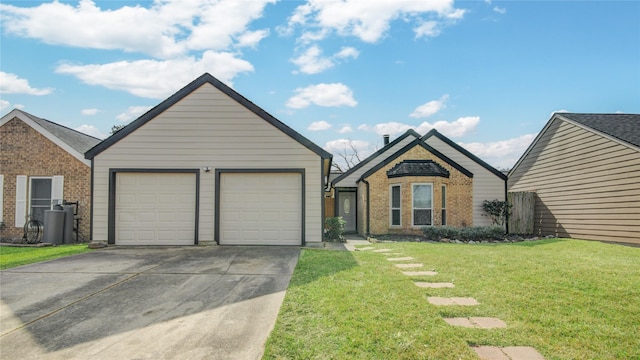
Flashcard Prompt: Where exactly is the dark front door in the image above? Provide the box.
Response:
[339,192,356,233]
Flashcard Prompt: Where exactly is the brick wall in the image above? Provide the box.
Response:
[360,145,473,236]
[1,118,92,241]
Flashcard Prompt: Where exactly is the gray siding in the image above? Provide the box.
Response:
[92,83,324,243]
[508,118,640,244]
[424,136,505,226]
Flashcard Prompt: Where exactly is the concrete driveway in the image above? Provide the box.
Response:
[0,246,300,360]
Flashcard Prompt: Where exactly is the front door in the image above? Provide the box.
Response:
[339,192,356,233]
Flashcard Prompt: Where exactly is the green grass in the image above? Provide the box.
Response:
[0,244,91,270]
[263,239,640,359]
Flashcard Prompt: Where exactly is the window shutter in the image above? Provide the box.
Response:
[15,175,27,227]
[52,176,64,201]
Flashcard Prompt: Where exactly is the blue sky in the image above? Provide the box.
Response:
[1,0,639,170]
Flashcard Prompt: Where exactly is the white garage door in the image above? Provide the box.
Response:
[116,172,196,245]
[220,173,302,245]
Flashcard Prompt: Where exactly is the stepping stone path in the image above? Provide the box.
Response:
[386,256,415,261]
[428,297,480,306]
[473,346,545,360]
[356,244,545,359]
[414,282,454,288]
[394,263,423,269]
[443,317,507,329]
[402,271,438,276]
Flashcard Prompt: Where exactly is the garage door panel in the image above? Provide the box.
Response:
[116,173,196,245]
[220,173,302,245]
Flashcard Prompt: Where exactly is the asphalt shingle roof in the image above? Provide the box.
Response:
[21,110,102,153]
[560,113,640,148]
[387,160,450,178]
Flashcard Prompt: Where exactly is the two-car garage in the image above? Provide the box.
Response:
[112,170,303,246]
[86,73,331,247]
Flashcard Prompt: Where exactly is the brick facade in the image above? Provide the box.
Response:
[1,118,92,241]
[359,145,473,236]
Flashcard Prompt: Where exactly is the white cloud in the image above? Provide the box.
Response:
[360,116,480,138]
[0,99,10,111]
[0,72,53,95]
[458,133,537,169]
[371,122,414,136]
[414,21,441,39]
[308,120,332,131]
[81,108,99,116]
[75,124,107,139]
[56,51,254,99]
[338,125,353,134]
[116,106,153,123]
[1,0,274,59]
[410,94,449,118]
[286,83,357,109]
[416,116,480,137]
[292,45,359,74]
[283,0,464,43]
[493,7,507,14]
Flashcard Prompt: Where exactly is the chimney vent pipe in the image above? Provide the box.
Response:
[383,134,390,145]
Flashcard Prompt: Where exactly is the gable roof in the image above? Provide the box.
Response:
[558,113,640,148]
[85,73,332,162]
[508,112,640,177]
[331,129,421,186]
[421,129,507,180]
[1,108,101,166]
[358,139,473,181]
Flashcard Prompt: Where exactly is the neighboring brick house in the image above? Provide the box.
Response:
[0,109,101,241]
[331,130,506,237]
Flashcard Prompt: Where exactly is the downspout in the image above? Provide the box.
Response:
[504,178,509,235]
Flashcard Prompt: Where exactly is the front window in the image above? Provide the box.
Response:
[30,178,52,223]
[390,185,401,226]
[412,183,432,226]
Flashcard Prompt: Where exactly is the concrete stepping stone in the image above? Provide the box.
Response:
[386,256,415,261]
[414,282,454,288]
[444,317,506,329]
[382,252,403,256]
[427,297,480,306]
[395,263,423,269]
[402,271,438,276]
[473,346,544,360]
[355,247,375,251]
[372,249,392,253]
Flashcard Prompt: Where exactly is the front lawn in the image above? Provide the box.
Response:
[0,244,90,270]
[263,239,640,359]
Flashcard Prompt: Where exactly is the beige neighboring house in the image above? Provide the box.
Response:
[508,113,640,245]
[331,129,507,236]
[85,73,332,246]
[0,109,101,241]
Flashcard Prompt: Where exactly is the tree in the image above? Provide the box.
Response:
[110,124,126,134]
[331,139,374,173]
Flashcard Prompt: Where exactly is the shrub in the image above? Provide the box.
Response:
[482,199,512,226]
[324,217,346,242]
[422,225,505,242]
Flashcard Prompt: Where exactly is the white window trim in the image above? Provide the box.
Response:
[0,175,4,223]
[441,184,447,226]
[412,183,433,227]
[27,176,64,221]
[389,184,401,227]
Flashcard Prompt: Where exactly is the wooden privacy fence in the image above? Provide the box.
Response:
[324,198,335,218]
[508,191,535,235]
